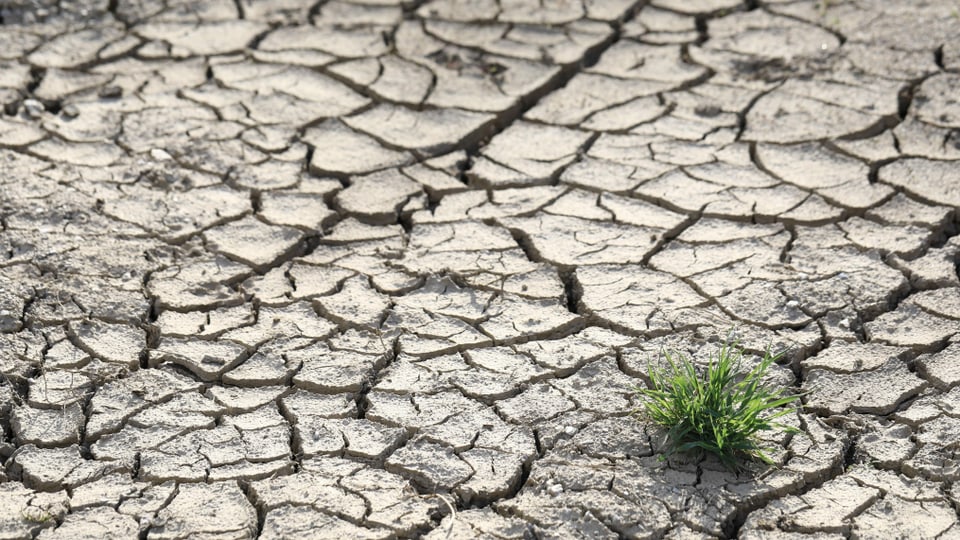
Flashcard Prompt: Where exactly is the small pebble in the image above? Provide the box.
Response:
[150,148,173,161]
[563,426,577,436]
[61,104,80,118]
[786,300,800,309]
[547,484,563,496]
[99,85,123,99]
[22,99,44,119]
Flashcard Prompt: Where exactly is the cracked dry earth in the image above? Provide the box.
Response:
[1,0,960,539]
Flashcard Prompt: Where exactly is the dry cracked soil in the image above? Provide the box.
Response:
[0,0,959,538]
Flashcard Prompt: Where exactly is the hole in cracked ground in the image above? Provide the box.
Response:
[303,145,315,173]
[3,98,19,115]
[843,438,860,468]
[694,16,708,43]
[138,348,150,370]
[946,129,960,153]
[26,67,43,94]
[39,99,61,115]
[249,190,262,213]
[355,382,372,420]
[559,269,581,315]
[455,155,472,186]
[897,81,920,119]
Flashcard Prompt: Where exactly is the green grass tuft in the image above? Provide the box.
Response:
[635,342,801,470]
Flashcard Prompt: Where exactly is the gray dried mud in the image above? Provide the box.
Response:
[1,0,959,538]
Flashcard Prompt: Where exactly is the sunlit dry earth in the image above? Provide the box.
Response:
[1,0,959,538]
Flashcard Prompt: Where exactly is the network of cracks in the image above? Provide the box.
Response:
[1,0,960,538]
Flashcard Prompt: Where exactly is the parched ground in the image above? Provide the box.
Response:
[1,0,959,538]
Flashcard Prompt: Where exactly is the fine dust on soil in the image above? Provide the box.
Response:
[1,0,959,538]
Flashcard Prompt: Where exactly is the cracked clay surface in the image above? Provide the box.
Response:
[1,0,959,538]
